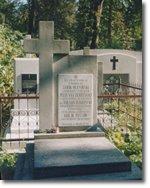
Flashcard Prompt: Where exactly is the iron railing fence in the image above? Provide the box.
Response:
[0,94,39,150]
[97,91,142,169]
[0,83,142,150]
[98,94,142,132]
[103,82,142,95]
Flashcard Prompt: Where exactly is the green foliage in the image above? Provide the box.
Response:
[74,0,142,50]
[75,0,92,49]
[28,0,76,49]
[98,0,142,50]
[104,99,142,168]
[0,0,28,32]
[0,0,142,50]
[75,0,105,49]
[106,128,142,168]
[0,24,24,95]
[0,151,17,170]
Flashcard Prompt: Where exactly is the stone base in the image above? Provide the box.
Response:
[34,137,133,179]
[48,164,142,181]
[13,141,142,180]
[59,123,103,132]
[59,125,90,132]
[34,131,105,139]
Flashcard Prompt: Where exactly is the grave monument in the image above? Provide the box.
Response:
[24,21,100,132]
[70,48,142,87]
[21,21,142,180]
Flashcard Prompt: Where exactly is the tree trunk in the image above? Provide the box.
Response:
[107,0,112,47]
[28,0,38,36]
[90,0,104,49]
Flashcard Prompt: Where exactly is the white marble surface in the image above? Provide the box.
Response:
[58,74,93,127]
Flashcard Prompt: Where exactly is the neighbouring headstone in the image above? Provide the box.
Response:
[2,56,39,150]
[13,57,39,109]
[70,49,142,86]
[14,57,39,95]
[95,50,140,86]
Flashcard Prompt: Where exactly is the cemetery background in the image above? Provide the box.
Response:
[0,0,142,180]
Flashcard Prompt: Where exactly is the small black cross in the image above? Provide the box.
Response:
[110,56,118,70]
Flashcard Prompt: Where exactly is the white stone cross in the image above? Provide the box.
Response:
[23,21,70,130]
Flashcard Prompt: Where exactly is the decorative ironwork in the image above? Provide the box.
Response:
[0,94,39,150]
[11,109,39,117]
[0,84,142,150]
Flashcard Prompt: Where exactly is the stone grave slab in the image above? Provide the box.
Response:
[34,137,131,179]
[13,143,142,180]
[14,143,143,182]
[48,164,142,181]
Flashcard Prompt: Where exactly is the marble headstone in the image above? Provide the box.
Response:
[54,55,99,130]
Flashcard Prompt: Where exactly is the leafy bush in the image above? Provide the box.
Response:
[104,99,142,168]
[0,151,17,170]
[106,128,142,168]
[0,24,24,95]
